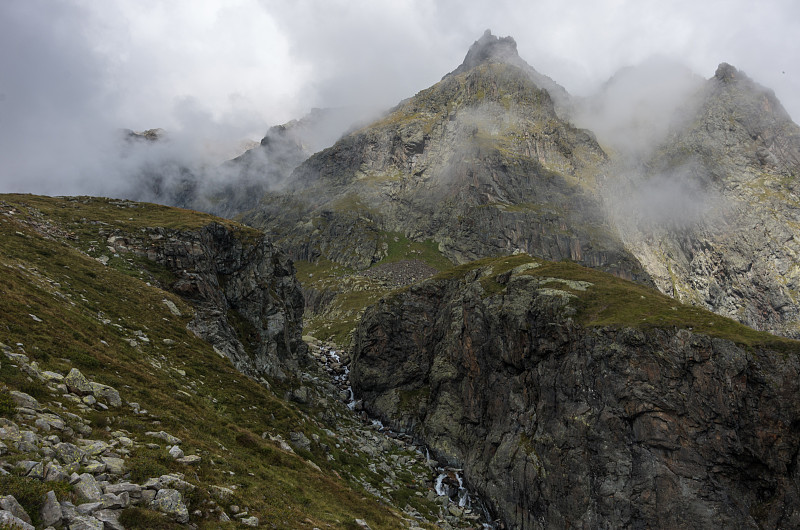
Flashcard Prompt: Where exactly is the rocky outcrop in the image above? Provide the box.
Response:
[351,256,800,529]
[103,222,308,380]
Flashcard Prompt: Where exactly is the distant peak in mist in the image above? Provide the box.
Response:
[714,62,739,83]
[451,30,521,74]
[445,30,573,118]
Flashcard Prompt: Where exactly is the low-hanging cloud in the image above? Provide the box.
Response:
[1,0,799,199]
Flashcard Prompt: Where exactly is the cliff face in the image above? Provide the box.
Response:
[103,219,308,380]
[351,255,800,529]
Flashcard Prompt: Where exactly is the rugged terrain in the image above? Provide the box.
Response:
[607,63,800,338]
[242,31,648,283]
[0,194,492,529]
[351,254,800,529]
[237,31,800,344]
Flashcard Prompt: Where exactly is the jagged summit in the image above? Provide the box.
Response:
[447,29,522,77]
[714,62,739,83]
[445,30,572,117]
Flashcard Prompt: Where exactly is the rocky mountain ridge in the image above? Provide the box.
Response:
[243,31,648,285]
[236,31,800,341]
[609,62,800,338]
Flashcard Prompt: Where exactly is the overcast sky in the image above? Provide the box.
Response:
[1,0,798,195]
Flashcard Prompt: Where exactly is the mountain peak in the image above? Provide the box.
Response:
[448,30,523,77]
[714,62,739,83]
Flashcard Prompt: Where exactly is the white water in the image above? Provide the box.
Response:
[434,473,447,496]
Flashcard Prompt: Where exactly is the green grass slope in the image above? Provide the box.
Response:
[0,194,417,529]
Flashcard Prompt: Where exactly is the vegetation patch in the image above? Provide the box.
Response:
[428,253,800,352]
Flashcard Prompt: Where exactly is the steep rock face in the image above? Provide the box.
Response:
[351,256,800,529]
[244,33,649,284]
[104,222,308,380]
[609,63,800,337]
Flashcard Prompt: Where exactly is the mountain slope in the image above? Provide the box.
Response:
[0,194,485,529]
[608,63,800,338]
[242,32,648,284]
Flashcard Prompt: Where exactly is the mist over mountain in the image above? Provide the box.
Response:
[4,10,800,529]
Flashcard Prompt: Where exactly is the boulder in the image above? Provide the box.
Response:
[9,391,41,411]
[100,456,126,475]
[151,488,189,523]
[176,455,201,465]
[40,490,62,527]
[74,473,103,502]
[54,442,86,465]
[0,496,31,524]
[168,445,184,459]
[0,510,34,530]
[145,430,181,445]
[64,368,93,396]
[89,382,121,408]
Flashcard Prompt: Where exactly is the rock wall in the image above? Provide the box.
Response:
[351,265,800,529]
[105,222,308,380]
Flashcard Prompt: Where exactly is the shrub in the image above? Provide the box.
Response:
[0,389,15,418]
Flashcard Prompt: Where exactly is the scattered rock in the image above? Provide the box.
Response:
[0,510,34,530]
[64,368,93,396]
[145,430,182,445]
[0,496,31,525]
[241,515,260,527]
[151,488,189,524]
[40,490,62,527]
[176,455,201,465]
[75,473,104,502]
[89,383,121,408]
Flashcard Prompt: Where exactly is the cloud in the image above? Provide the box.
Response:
[1,0,798,196]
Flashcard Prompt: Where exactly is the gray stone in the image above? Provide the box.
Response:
[26,461,45,480]
[89,383,121,408]
[241,515,260,527]
[41,371,64,383]
[145,430,181,445]
[40,491,62,528]
[55,442,86,465]
[168,445,184,459]
[176,455,201,465]
[0,510,34,530]
[9,391,41,411]
[100,456,125,475]
[210,485,235,502]
[76,502,103,515]
[289,431,311,452]
[140,489,157,504]
[44,461,70,483]
[80,440,109,457]
[83,461,106,474]
[104,482,142,496]
[0,496,31,524]
[66,514,104,530]
[64,368,93,396]
[150,488,189,524]
[94,509,124,530]
[100,491,129,509]
[74,473,103,502]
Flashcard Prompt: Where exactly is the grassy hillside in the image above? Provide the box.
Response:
[0,194,436,529]
[431,253,800,352]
